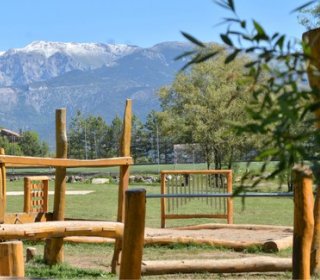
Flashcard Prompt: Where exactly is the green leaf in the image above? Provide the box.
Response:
[275,35,285,50]
[253,20,268,39]
[181,32,205,47]
[291,0,316,13]
[225,49,240,63]
[227,0,235,12]
[175,50,197,61]
[220,34,233,46]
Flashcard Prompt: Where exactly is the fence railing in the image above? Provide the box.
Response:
[160,170,233,228]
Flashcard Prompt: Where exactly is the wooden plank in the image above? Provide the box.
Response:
[0,155,133,167]
[25,176,49,181]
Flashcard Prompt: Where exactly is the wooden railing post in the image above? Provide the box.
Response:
[23,177,31,213]
[119,189,146,280]
[0,241,24,277]
[292,165,314,280]
[44,108,67,265]
[0,148,6,223]
[303,28,320,276]
[160,172,166,228]
[227,170,233,224]
[112,99,132,273]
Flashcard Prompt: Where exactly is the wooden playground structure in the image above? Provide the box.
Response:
[0,99,146,279]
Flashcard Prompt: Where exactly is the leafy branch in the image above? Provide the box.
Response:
[179,0,320,187]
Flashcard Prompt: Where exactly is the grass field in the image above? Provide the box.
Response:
[3,167,296,279]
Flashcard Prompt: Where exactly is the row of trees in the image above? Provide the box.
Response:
[67,110,175,163]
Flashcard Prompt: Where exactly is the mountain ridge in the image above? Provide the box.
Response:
[0,40,192,147]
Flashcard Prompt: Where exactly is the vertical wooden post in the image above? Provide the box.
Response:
[160,172,166,228]
[303,28,320,276]
[44,108,67,265]
[119,189,146,280]
[0,148,6,223]
[112,99,132,273]
[23,177,31,213]
[0,240,25,277]
[226,171,233,224]
[292,165,314,280]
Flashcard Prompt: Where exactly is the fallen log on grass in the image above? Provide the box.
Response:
[141,256,292,275]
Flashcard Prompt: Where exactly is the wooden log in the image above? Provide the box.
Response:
[172,223,293,232]
[120,189,146,280]
[263,236,293,252]
[141,256,291,275]
[26,247,37,262]
[226,170,233,224]
[44,108,68,265]
[303,27,320,277]
[64,236,115,244]
[0,240,25,277]
[0,148,6,223]
[292,165,314,280]
[0,221,123,240]
[0,155,133,168]
[112,99,132,273]
[144,235,262,251]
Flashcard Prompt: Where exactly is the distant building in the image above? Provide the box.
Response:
[0,128,20,142]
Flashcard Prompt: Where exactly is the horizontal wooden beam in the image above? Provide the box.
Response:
[165,214,227,219]
[161,170,232,175]
[0,221,124,240]
[0,155,133,168]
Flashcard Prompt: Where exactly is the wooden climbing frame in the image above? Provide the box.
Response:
[160,170,233,228]
[0,99,133,273]
[24,176,49,214]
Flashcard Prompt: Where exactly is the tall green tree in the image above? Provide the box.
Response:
[159,48,255,169]
[131,115,150,163]
[19,131,48,156]
[178,0,319,184]
[68,111,108,159]
[0,136,22,155]
[100,115,123,158]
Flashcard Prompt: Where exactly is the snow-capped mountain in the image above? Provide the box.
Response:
[0,40,191,146]
[0,41,140,86]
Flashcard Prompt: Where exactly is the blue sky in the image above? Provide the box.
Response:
[0,0,310,51]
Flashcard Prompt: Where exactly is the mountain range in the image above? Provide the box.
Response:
[0,41,191,147]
